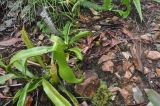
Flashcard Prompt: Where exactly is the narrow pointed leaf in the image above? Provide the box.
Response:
[42,79,71,106]
[21,26,46,68]
[17,82,30,106]
[63,22,72,44]
[133,0,143,21]
[10,46,54,64]
[59,85,79,106]
[70,31,91,44]
[21,26,33,48]
[145,89,160,106]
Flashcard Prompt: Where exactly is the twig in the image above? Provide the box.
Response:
[0,83,23,89]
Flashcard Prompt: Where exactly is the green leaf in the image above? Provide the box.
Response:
[81,0,104,10]
[72,0,81,12]
[13,80,41,104]
[42,79,71,106]
[63,22,72,44]
[59,85,79,106]
[28,79,41,92]
[21,26,34,49]
[13,61,35,78]
[50,35,83,83]
[17,82,30,106]
[21,26,46,69]
[103,0,112,10]
[145,89,160,106]
[69,47,83,60]
[154,0,160,3]
[10,46,54,64]
[113,0,131,18]
[0,59,6,68]
[13,89,23,104]
[70,31,91,44]
[133,0,143,21]
[0,74,16,85]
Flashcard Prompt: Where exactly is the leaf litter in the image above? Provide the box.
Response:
[1,1,160,106]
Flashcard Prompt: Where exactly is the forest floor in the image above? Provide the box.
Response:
[0,1,160,106]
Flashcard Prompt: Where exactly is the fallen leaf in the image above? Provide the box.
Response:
[144,67,150,74]
[130,42,143,72]
[101,60,114,72]
[74,71,100,97]
[132,86,144,104]
[0,93,12,99]
[145,51,160,60]
[140,33,152,42]
[0,38,21,46]
[123,60,132,79]
[122,52,132,60]
[156,68,160,77]
[124,70,132,79]
[25,95,33,106]
[119,88,129,100]
[98,52,115,64]
[93,25,101,30]
[122,28,133,39]
[79,101,88,106]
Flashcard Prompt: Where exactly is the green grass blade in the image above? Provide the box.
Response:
[10,46,54,64]
[0,74,16,84]
[13,79,41,104]
[42,79,71,106]
[63,22,72,44]
[145,89,160,106]
[69,47,83,60]
[13,89,23,104]
[17,82,30,106]
[133,0,143,21]
[21,26,33,48]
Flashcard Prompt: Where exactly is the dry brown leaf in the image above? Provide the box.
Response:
[123,60,132,79]
[144,67,150,74]
[0,38,21,46]
[79,101,88,106]
[156,68,160,77]
[124,71,132,79]
[122,28,133,39]
[98,52,115,64]
[122,52,132,60]
[101,60,114,72]
[0,93,12,99]
[74,71,100,97]
[145,50,160,60]
[140,33,151,42]
[130,42,143,72]
[119,88,129,100]
[25,95,33,106]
